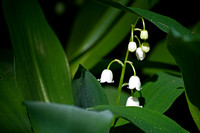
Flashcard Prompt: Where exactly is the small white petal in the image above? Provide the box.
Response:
[126,96,142,107]
[136,47,145,61]
[99,69,114,83]
[140,30,148,40]
[128,76,141,91]
[141,42,150,53]
[128,41,137,52]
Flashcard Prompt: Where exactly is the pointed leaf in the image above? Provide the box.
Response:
[72,65,108,108]
[0,71,32,133]
[92,105,189,133]
[26,102,113,133]
[3,0,73,104]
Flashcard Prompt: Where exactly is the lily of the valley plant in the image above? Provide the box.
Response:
[98,17,150,107]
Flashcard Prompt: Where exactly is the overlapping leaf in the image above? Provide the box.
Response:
[26,102,113,133]
[92,105,189,133]
[167,28,200,130]
[0,71,32,133]
[72,65,108,108]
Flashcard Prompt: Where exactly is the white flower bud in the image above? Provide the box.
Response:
[136,47,145,61]
[128,76,141,91]
[140,30,148,40]
[141,42,150,53]
[128,41,137,52]
[98,69,114,83]
[126,96,143,107]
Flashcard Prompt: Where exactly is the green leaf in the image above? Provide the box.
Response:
[68,0,159,75]
[92,105,189,133]
[3,0,73,104]
[96,0,191,34]
[66,0,129,61]
[0,71,32,133]
[134,72,184,113]
[72,65,108,108]
[167,28,200,130]
[25,102,113,133]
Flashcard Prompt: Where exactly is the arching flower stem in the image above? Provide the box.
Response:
[125,61,136,76]
[107,59,123,70]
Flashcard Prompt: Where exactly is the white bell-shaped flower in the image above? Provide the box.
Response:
[140,30,148,40]
[128,75,141,91]
[128,41,137,52]
[98,69,114,83]
[136,47,145,61]
[126,96,143,107]
[141,42,150,53]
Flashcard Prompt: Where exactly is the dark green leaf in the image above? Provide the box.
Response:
[134,72,184,113]
[92,105,189,133]
[0,49,14,81]
[68,0,159,75]
[167,28,200,130]
[26,102,113,133]
[3,0,73,104]
[72,65,108,108]
[0,71,32,133]
[96,0,192,35]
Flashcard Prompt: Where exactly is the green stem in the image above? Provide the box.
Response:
[141,17,145,30]
[114,17,142,106]
[115,49,129,106]
[131,24,134,42]
[134,35,142,47]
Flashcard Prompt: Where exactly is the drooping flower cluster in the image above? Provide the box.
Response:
[128,21,150,61]
[98,18,150,108]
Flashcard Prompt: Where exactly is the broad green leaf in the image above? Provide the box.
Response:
[68,0,159,75]
[26,102,113,133]
[3,0,73,104]
[72,65,108,108]
[167,28,200,130]
[0,71,32,133]
[134,72,184,113]
[92,105,189,133]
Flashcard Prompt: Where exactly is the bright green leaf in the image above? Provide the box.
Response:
[26,102,113,133]
[3,0,73,104]
[0,71,32,133]
[72,65,108,108]
[167,28,200,130]
[92,105,189,133]
[134,72,184,113]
